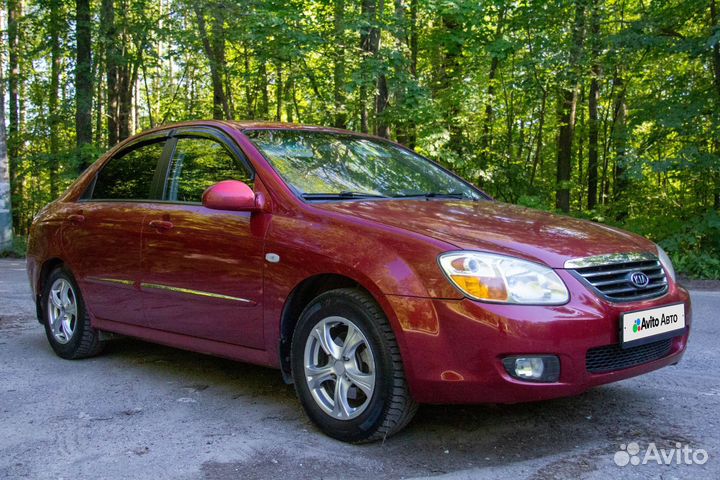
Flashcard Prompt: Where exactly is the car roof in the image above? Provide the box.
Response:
[134,120,361,138]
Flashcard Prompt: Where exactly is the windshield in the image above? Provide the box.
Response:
[245,129,484,200]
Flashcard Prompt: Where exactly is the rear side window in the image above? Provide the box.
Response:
[165,137,253,203]
[92,140,166,200]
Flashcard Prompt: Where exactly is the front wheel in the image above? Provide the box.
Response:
[291,288,417,443]
[41,267,105,359]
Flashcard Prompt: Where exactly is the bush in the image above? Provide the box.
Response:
[656,210,720,280]
[0,236,27,259]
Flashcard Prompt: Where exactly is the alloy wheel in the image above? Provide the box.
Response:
[47,278,78,344]
[303,316,376,420]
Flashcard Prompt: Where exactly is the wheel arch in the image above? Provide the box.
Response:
[278,273,396,383]
[34,257,66,323]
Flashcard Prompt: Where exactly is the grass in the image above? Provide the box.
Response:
[0,235,27,258]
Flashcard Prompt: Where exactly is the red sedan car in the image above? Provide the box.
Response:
[27,121,691,442]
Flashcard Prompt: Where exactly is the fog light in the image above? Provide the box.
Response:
[502,355,560,383]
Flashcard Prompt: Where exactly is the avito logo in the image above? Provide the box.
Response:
[633,313,680,333]
[633,318,642,333]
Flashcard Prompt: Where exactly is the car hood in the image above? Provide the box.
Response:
[313,199,656,268]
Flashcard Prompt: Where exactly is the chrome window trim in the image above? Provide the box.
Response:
[563,252,658,269]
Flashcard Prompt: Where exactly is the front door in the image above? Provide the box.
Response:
[140,130,265,349]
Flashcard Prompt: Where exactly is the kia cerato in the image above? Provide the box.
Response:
[26,121,691,442]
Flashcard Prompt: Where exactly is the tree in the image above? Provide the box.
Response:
[359,0,380,133]
[555,0,586,213]
[7,0,21,228]
[48,0,63,198]
[479,5,507,163]
[711,0,720,209]
[195,3,231,120]
[75,0,92,170]
[102,0,119,146]
[4,0,720,277]
[587,0,601,210]
[333,0,347,128]
[0,8,13,253]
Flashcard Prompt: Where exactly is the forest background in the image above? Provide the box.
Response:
[0,0,719,278]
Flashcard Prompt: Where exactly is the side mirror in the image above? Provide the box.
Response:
[202,180,262,212]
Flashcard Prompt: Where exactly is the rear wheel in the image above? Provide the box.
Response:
[291,288,417,443]
[42,267,105,359]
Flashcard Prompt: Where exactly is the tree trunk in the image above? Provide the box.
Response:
[117,48,139,142]
[195,4,230,120]
[376,73,390,138]
[244,46,254,119]
[373,0,388,138]
[392,0,411,144]
[359,0,379,134]
[480,7,506,163]
[438,11,465,160]
[259,61,269,118]
[94,60,104,146]
[587,74,599,210]
[409,0,417,78]
[333,0,347,128]
[556,89,578,212]
[275,62,283,121]
[711,0,720,209]
[612,73,628,219]
[587,0,601,210]
[404,0,418,147]
[48,0,62,199]
[712,0,720,99]
[102,0,119,146]
[285,71,295,123]
[555,0,586,213]
[530,88,547,187]
[75,0,93,170]
[0,10,13,253]
[211,4,230,119]
[7,0,20,229]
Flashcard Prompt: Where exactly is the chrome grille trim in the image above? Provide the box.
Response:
[566,253,668,302]
[564,252,657,269]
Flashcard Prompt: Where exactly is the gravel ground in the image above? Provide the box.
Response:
[1,258,718,479]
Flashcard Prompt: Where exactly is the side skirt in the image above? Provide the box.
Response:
[92,317,276,368]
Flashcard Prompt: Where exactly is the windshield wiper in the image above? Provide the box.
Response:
[301,191,388,200]
[392,191,468,199]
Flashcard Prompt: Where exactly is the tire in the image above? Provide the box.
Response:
[291,288,418,443]
[41,266,105,359]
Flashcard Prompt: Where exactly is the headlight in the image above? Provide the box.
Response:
[657,245,676,282]
[438,251,569,304]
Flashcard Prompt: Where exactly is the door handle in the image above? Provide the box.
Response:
[149,219,174,231]
[67,214,85,224]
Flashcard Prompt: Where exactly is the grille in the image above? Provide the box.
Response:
[571,258,668,302]
[586,338,673,373]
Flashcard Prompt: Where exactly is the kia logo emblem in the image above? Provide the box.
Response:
[629,271,650,288]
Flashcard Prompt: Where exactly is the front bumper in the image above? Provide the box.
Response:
[385,270,691,404]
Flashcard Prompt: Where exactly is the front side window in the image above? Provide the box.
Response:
[164,137,253,203]
[245,129,482,200]
[92,140,166,200]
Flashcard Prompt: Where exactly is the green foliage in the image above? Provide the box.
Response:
[3,0,720,278]
[658,211,720,279]
[0,236,27,259]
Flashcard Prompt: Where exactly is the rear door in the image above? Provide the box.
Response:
[62,134,171,326]
[140,128,265,348]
